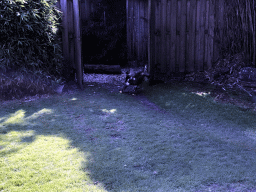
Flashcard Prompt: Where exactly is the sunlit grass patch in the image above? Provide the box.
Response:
[2,110,26,125]
[0,130,106,192]
[0,108,54,128]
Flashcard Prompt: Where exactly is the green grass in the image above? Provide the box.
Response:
[1,82,256,191]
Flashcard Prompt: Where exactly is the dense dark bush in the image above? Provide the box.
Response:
[0,0,65,101]
[0,0,63,77]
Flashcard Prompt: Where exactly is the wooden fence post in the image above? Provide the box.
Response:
[148,0,151,75]
[73,0,83,88]
[148,0,155,78]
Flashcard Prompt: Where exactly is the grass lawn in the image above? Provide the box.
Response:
[1,82,256,191]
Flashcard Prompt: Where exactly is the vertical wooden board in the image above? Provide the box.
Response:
[129,0,134,61]
[185,0,190,72]
[170,0,177,72]
[143,1,148,63]
[127,0,132,61]
[80,1,84,21]
[161,0,167,73]
[179,0,186,72]
[213,0,224,61]
[126,0,129,60]
[73,0,82,87]
[137,1,141,62]
[207,0,215,69]
[139,1,143,63]
[176,0,181,72]
[204,0,209,70]
[68,0,75,69]
[194,0,200,71]
[154,0,161,69]
[198,0,205,71]
[85,0,91,21]
[145,1,149,63]
[127,0,131,61]
[135,1,138,62]
[187,0,196,72]
[166,0,172,75]
[131,0,136,61]
[80,0,90,22]
[149,0,156,76]
[139,0,143,62]
[253,0,256,66]
[134,0,139,62]
[213,0,218,62]
[150,0,157,76]
[154,0,159,68]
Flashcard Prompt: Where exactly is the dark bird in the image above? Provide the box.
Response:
[122,69,150,93]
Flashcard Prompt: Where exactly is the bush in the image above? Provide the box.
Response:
[0,0,63,77]
[218,0,256,65]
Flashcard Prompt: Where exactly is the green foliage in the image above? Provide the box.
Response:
[0,0,63,77]
[219,0,256,65]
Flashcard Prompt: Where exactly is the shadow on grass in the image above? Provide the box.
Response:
[1,83,256,191]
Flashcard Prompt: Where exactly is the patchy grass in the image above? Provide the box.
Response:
[1,82,256,191]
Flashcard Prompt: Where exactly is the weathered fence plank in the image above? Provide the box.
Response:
[126,0,132,61]
[170,0,177,72]
[155,0,161,71]
[161,0,167,73]
[166,0,172,75]
[214,0,224,61]
[124,0,224,77]
[73,0,82,88]
[208,0,215,67]
[176,0,181,72]
[180,0,187,72]
[187,0,196,72]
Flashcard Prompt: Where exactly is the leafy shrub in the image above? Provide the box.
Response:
[218,0,256,65]
[0,0,63,77]
[0,0,70,100]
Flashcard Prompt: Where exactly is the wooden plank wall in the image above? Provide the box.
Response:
[127,0,148,66]
[151,0,218,76]
[59,0,83,87]
[80,0,91,23]
[127,0,223,77]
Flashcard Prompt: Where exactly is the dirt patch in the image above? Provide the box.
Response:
[131,95,168,114]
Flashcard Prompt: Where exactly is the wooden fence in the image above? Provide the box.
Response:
[127,0,225,79]
[126,0,149,66]
[58,0,226,84]
[58,0,83,87]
